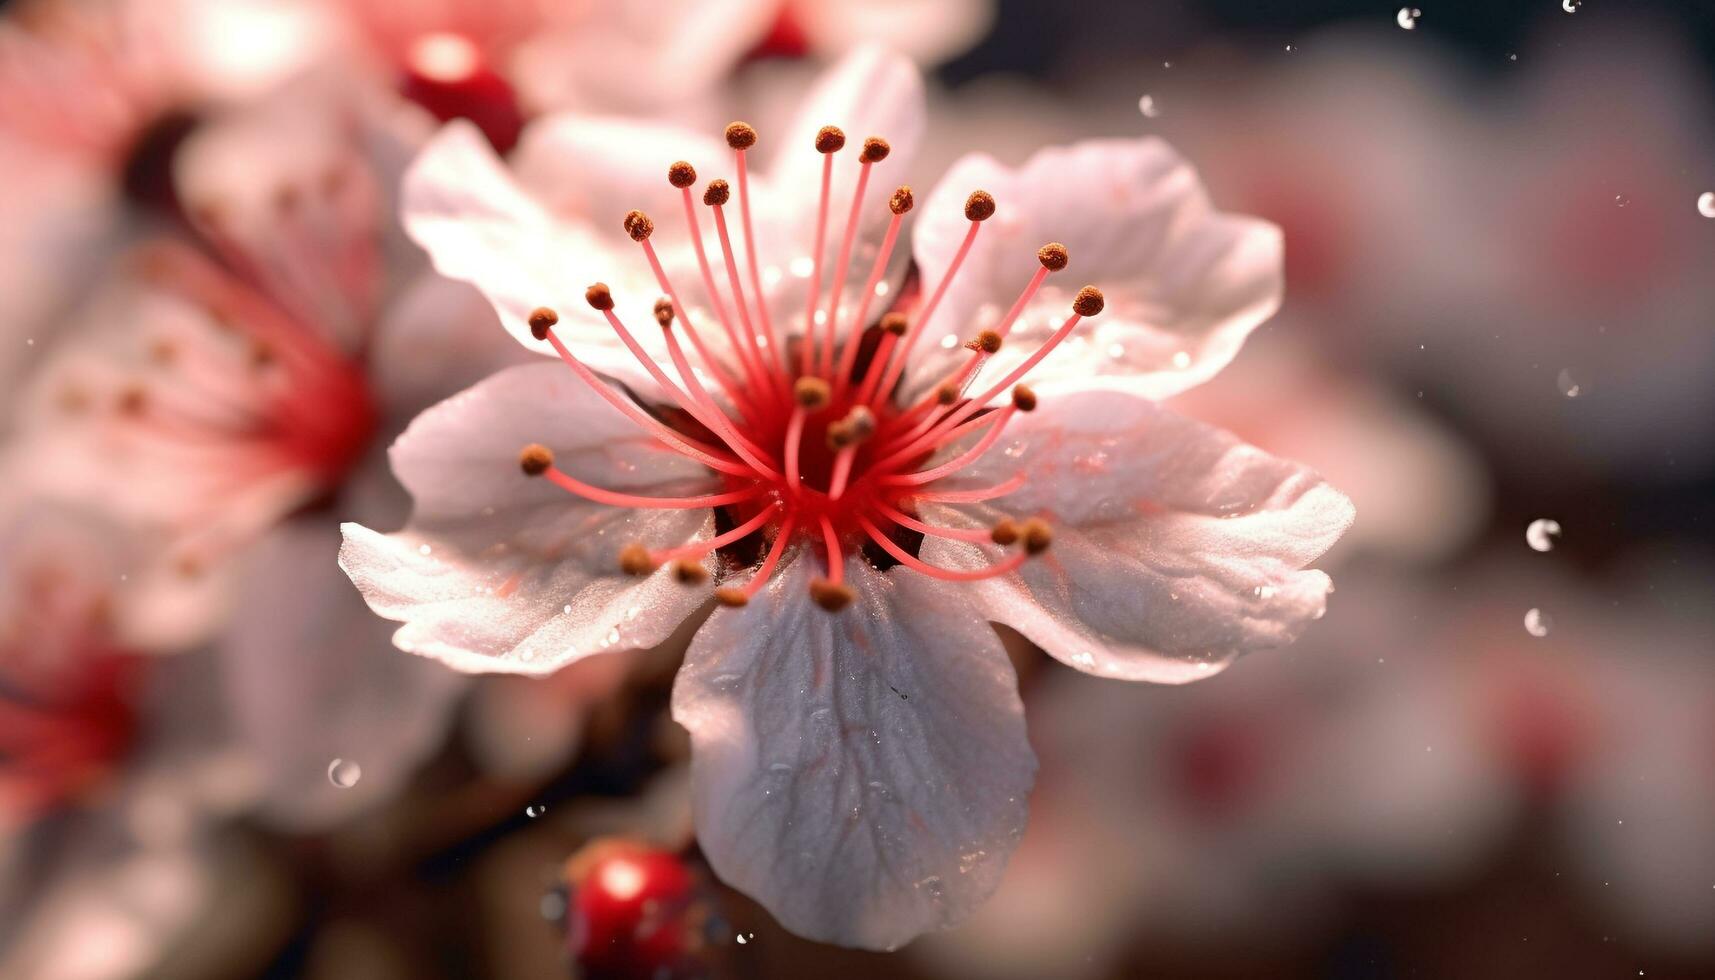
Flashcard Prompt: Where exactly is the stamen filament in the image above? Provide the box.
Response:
[867,498,993,543]
[819,158,874,378]
[827,445,857,500]
[832,209,904,400]
[711,202,785,403]
[784,404,809,490]
[817,514,844,585]
[857,515,1029,582]
[922,309,1083,445]
[655,317,784,480]
[734,514,797,600]
[877,407,1015,486]
[545,469,764,510]
[651,503,779,563]
[734,149,783,376]
[907,473,1028,502]
[800,150,835,377]
[639,237,755,416]
[681,186,771,394]
[870,219,982,408]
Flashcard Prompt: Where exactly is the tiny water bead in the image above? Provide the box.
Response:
[1557,368,1583,398]
[1524,608,1553,638]
[1138,94,1161,119]
[1526,518,1562,553]
[1396,7,1421,30]
[327,758,361,788]
[526,804,547,818]
[1562,0,1580,11]
[1698,192,1715,218]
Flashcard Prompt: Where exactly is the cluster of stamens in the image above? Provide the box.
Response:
[518,121,1104,611]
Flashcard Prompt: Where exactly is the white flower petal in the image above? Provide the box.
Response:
[920,389,1352,682]
[795,0,995,66]
[400,121,653,386]
[909,139,1282,402]
[222,519,466,831]
[673,555,1035,950]
[339,363,716,675]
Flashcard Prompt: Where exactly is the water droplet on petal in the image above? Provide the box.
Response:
[1698,192,1715,218]
[1614,193,1629,208]
[1526,518,1562,552]
[788,256,813,278]
[328,758,362,788]
[1396,7,1421,29]
[1171,350,1192,369]
[1284,43,1295,52]
[939,333,958,350]
[526,804,546,818]
[1524,608,1553,638]
[1561,0,1580,11]
[1138,94,1161,118]
[1556,368,1583,398]
[418,543,432,556]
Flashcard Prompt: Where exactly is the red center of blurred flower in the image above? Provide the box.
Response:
[400,32,525,155]
[564,841,705,980]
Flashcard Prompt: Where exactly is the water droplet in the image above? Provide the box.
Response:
[525,804,546,818]
[1171,350,1192,369]
[1071,651,1096,667]
[788,256,813,278]
[562,604,572,614]
[1138,94,1161,118]
[1284,43,1295,52]
[1698,192,1715,218]
[1396,7,1420,29]
[1614,193,1629,208]
[604,627,620,646]
[1524,607,1553,638]
[1106,342,1127,359]
[874,280,890,296]
[327,758,362,788]
[736,932,754,945]
[1526,518,1562,552]
[1508,52,1519,62]
[1561,0,1580,11]
[417,543,432,556]
[1556,368,1583,398]
[1163,60,1172,68]
[768,762,792,773]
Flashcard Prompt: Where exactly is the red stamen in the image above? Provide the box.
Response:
[877,406,1016,486]
[650,503,779,564]
[819,157,875,378]
[817,514,844,584]
[544,468,764,510]
[734,148,783,376]
[680,185,770,395]
[907,472,1028,503]
[869,217,983,407]
[867,498,993,543]
[800,149,835,377]
[857,515,1029,582]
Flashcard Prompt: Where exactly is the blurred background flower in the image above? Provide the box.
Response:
[2,0,1713,976]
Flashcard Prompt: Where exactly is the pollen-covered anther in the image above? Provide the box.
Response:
[964,190,997,222]
[703,179,730,207]
[990,519,1020,546]
[1073,285,1106,317]
[861,137,890,163]
[715,588,749,607]
[889,185,914,215]
[670,559,709,585]
[814,125,846,153]
[826,406,876,449]
[585,283,614,311]
[724,121,758,150]
[622,210,654,241]
[1012,385,1038,412]
[528,306,559,340]
[966,330,1003,354]
[667,160,697,188]
[880,312,909,335]
[809,578,856,612]
[618,542,659,576]
[1021,518,1053,555]
[793,376,831,410]
[1037,242,1069,271]
[518,443,554,476]
[653,298,675,327]
[935,382,960,406]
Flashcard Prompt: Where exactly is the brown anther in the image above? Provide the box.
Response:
[585,283,615,311]
[964,190,996,221]
[1037,242,1069,271]
[967,330,1003,354]
[935,382,960,406]
[653,298,675,327]
[825,419,855,450]
[618,543,658,576]
[715,588,750,607]
[815,125,846,153]
[843,406,876,440]
[880,312,909,335]
[1022,518,1053,555]
[809,578,856,612]
[861,137,890,163]
[990,518,1020,546]
[670,559,709,585]
[116,386,148,416]
[667,161,697,188]
[793,376,831,410]
[889,185,914,214]
[724,121,758,150]
[519,443,554,476]
[622,210,654,241]
[528,306,559,340]
[1073,285,1105,317]
[1012,385,1038,412]
[703,179,731,207]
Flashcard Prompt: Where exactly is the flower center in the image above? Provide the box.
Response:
[399,31,524,154]
[517,121,1105,611]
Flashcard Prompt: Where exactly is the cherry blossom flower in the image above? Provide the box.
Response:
[340,47,1353,948]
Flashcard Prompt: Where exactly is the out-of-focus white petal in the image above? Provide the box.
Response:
[339,363,714,675]
[921,388,1352,682]
[400,121,649,383]
[221,519,466,831]
[369,272,534,419]
[672,555,1035,950]
[910,139,1281,403]
[795,0,994,66]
